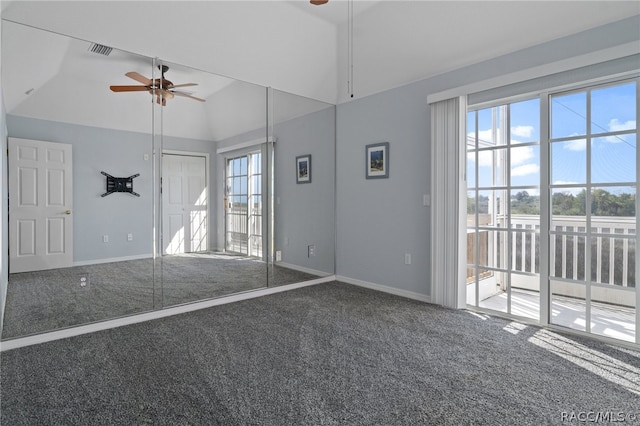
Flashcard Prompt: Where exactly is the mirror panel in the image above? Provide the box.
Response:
[270,89,336,285]
[157,59,269,307]
[2,21,157,338]
[1,21,337,340]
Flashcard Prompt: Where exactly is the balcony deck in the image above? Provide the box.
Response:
[480,289,636,343]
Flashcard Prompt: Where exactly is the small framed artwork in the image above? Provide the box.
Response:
[296,154,312,184]
[366,142,389,179]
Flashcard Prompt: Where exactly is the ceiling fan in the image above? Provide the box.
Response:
[110,65,205,106]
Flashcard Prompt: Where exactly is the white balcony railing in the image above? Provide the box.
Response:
[510,215,635,288]
[468,214,636,307]
[549,215,635,287]
[226,204,263,257]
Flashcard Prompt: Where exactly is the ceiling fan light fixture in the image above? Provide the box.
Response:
[111,67,204,106]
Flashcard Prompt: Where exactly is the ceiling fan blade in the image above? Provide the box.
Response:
[125,71,153,86]
[167,83,198,89]
[172,91,206,102]
[110,85,149,92]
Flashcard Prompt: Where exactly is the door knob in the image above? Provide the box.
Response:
[65,210,71,215]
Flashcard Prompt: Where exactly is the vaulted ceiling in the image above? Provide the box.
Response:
[2,1,639,140]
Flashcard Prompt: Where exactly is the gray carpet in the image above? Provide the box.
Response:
[2,254,318,339]
[1,282,639,425]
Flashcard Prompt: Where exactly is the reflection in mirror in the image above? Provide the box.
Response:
[157,59,271,307]
[1,22,337,340]
[269,90,336,286]
[2,21,156,338]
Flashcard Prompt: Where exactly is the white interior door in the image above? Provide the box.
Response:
[8,137,73,273]
[162,153,208,255]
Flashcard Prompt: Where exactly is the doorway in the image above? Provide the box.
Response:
[466,78,638,344]
[8,137,74,273]
[162,152,209,255]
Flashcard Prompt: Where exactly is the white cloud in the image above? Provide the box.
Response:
[609,118,636,132]
[470,146,538,173]
[603,119,636,144]
[511,146,535,166]
[511,125,534,138]
[477,128,501,146]
[511,164,539,177]
[476,150,495,167]
[562,139,586,151]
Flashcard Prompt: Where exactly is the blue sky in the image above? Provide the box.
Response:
[468,81,637,196]
[227,154,262,204]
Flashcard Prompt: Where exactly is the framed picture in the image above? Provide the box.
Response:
[366,142,389,179]
[296,154,312,184]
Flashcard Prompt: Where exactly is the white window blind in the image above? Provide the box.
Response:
[430,96,467,309]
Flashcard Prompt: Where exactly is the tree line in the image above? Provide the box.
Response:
[468,189,635,217]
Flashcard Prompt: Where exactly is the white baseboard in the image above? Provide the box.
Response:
[336,275,431,303]
[0,275,336,352]
[276,262,330,277]
[73,254,153,267]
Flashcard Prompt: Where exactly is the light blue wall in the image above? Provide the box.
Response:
[6,116,216,263]
[335,16,640,297]
[273,106,335,275]
[336,82,432,294]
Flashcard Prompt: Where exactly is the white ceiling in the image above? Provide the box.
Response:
[2,1,639,140]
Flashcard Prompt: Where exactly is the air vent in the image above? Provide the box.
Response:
[88,43,113,56]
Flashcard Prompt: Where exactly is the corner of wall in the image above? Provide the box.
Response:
[0,18,8,335]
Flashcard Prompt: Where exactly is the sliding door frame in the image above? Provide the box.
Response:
[465,74,639,346]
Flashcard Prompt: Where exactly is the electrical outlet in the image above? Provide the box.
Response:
[308,244,316,257]
[127,233,133,241]
[78,274,90,289]
[276,250,282,262]
[103,235,109,243]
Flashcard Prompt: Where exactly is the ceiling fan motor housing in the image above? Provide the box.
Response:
[110,65,205,106]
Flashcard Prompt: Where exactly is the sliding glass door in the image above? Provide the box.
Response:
[466,98,541,321]
[549,81,637,342]
[466,77,638,344]
[225,152,262,257]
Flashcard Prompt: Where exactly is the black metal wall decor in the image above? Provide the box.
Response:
[101,171,140,197]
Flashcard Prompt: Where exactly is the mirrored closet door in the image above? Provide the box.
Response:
[1,22,337,341]
[2,21,158,338]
